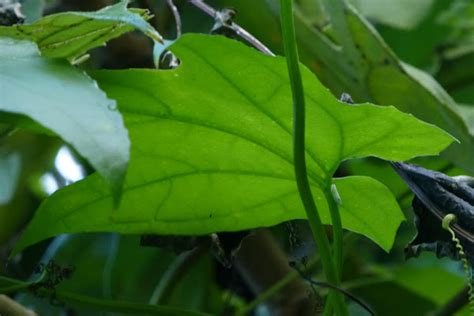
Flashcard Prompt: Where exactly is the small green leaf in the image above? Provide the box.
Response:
[0,37,129,201]
[13,34,454,255]
[0,0,162,59]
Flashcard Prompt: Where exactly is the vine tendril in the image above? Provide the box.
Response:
[442,214,474,312]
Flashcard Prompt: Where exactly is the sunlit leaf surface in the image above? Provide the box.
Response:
[13,35,454,255]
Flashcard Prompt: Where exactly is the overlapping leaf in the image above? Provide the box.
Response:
[0,38,129,199]
[13,35,454,255]
[0,0,162,60]
[218,0,474,175]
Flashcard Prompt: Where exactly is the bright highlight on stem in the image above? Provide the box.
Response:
[278,0,347,314]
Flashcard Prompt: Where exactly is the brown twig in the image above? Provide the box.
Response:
[188,0,275,56]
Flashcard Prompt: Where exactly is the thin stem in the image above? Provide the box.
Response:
[279,0,347,315]
[240,234,358,314]
[325,188,343,275]
[188,0,275,56]
[0,271,46,295]
[166,0,182,37]
[294,265,374,316]
[322,188,344,316]
[102,233,120,298]
[237,254,319,315]
[149,246,206,305]
[0,276,210,316]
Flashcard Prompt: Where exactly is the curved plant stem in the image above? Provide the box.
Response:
[237,254,319,315]
[0,271,46,295]
[323,188,345,316]
[149,246,206,305]
[102,233,120,298]
[240,233,358,314]
[0,276,210,316]
[167,0,182,37]
[279,0,347,315]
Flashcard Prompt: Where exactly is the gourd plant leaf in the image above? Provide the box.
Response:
[217,0,474,175]
[0,37,129,201]
[0,0,162,60]
[12,34,454,256]
[300,2,474,176]
[326,3,474,175]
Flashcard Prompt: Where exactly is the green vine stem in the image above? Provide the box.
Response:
[326,186,344,273]
[322,187,345,316]
[0,276,210,316]
[149,246,207,305]
[442,214,474,312]
[279,0,347,314]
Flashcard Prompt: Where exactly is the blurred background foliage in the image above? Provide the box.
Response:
[3,0,474,315]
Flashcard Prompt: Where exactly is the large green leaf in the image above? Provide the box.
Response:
[0,37,129,200]
[13,34,453,255]
[0,0,162,60]
[219,0,474,175]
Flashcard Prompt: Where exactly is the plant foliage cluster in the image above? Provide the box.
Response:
[1,0,474,315]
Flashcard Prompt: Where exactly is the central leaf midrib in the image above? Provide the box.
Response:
[255,55,345,175]
[122,109,303,176]
[178,41,329,178]
[40,23,120,53]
